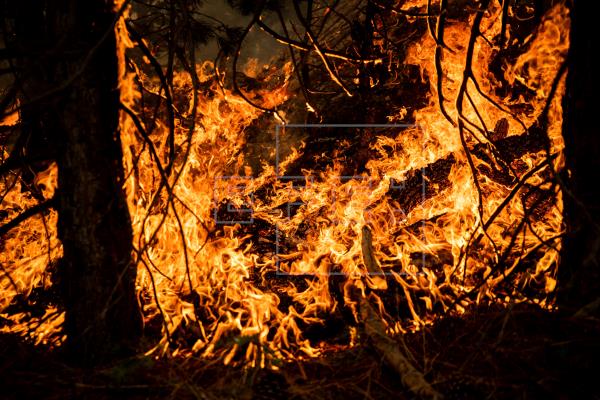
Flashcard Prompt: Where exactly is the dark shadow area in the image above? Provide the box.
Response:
[2,304,599,399]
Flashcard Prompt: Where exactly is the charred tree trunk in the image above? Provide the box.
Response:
[12,0,142,365]
[558,0,600,311]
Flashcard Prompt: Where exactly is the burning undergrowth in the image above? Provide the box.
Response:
[0,0,570,371]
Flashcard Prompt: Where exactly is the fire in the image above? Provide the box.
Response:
[1,1,570,367]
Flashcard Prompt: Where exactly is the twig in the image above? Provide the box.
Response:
[361,225,387,290]
[275,9,316,115]
[126,23,177,175]
[434,0,455,126]
[371,0,438,17]
[0,196,55,237]
[256,20,382,63]
[292,0,353,97]
[360,295,442,399]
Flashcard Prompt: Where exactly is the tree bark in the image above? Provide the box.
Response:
[13,0,142,365]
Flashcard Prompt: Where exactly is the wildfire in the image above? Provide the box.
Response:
[0,1,570,368]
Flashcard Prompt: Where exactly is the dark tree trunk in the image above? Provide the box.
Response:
[13,0,142,365]
[558,0,600,310]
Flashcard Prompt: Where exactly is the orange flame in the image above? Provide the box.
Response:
[0,1,570,367]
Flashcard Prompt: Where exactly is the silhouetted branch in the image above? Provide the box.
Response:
[126,23,177,175]
[256,20,383,64]
[0,196,55,238]
[292,0,353,97]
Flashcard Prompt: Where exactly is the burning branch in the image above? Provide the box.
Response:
[361,225,387,290]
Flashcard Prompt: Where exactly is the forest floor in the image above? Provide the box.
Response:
[1,303,599,400]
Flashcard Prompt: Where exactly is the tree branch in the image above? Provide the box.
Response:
[0,196,56,238]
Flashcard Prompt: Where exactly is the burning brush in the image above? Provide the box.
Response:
[0,1,580,397]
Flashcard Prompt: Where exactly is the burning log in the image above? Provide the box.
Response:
[267,118,551,232]
[387,121,549,216]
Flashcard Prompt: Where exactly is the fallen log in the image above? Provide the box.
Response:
[387,123,549,216]
[361,225,388,290]
[360,294,442,399]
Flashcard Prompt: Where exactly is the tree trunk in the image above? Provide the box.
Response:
[558,0,600,310]
[14,0,142,365]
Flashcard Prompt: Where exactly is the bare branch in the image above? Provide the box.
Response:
[0,196,56,238]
